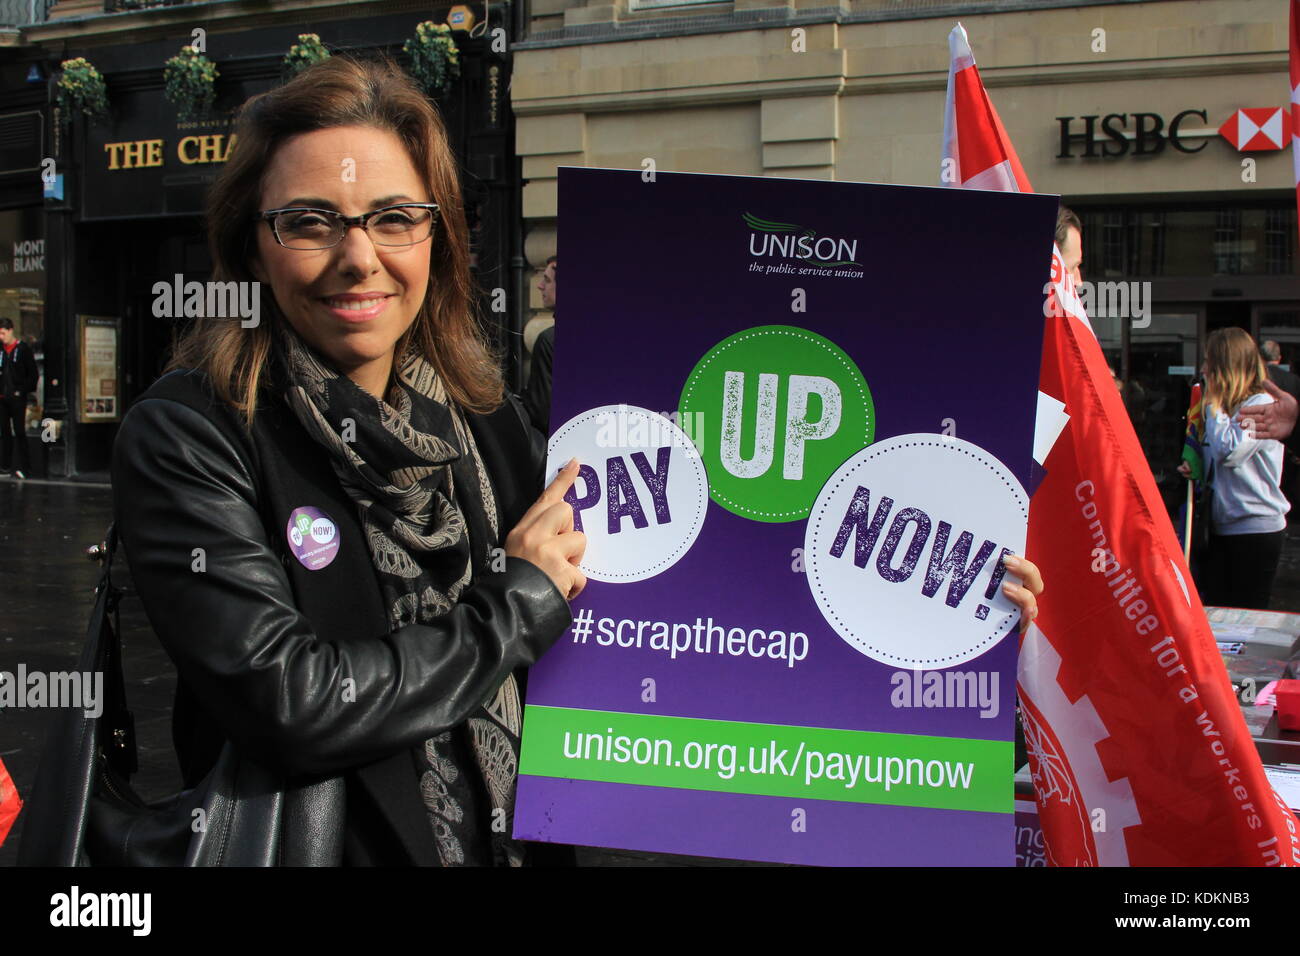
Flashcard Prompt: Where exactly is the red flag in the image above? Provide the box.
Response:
[943,22,1298,865]
[0,756,21,848]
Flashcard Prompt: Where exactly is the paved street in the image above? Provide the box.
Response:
[3,474,1299,867]
[0,476,755,867]
[0,479,171,868]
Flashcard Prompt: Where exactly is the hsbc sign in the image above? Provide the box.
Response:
[1217,107,1291,151]
[1056,107,1291,158]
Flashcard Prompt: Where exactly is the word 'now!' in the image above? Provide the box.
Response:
[829,485,1013,619]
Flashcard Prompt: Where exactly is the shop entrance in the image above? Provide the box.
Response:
[66,217,209,473]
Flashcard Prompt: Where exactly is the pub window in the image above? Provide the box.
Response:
[628,0,727,8]
[1142,210,1166,277]
[1213,208,1242,276]
[1264,206,1294,275]
[1101,211,1127,278]
[1075,202,1295,279]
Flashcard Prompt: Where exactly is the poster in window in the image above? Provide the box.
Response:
[78,315,120,423]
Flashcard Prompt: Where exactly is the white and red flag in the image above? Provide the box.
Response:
[941,24,1032,193]
[1291,1,1300,234]
[942,21,1297,865]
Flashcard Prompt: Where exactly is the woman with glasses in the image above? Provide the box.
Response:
[110,56,586,865]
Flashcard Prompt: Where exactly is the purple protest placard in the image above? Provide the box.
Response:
[514,167,1057,865]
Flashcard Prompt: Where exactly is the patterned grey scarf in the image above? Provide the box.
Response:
[276,324,525,867]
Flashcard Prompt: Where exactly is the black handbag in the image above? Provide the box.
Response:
[17,523,345,866]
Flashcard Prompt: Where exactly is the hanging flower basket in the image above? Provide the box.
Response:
[55,58,110,127]
[284,33,331,77]
[403,21,460,98]
[164,45,220,123]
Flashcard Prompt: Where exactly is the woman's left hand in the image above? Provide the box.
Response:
[1001,554,1044,634]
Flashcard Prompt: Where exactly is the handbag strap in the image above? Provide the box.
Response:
[94,523,139,779]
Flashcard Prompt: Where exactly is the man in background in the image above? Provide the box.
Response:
[1261,339,1300,399]
[522,255,557,435]
[0,318,37,480]
[1056,205,1083,287]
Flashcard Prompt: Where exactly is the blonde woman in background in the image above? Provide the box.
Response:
[1180,327,1290,609]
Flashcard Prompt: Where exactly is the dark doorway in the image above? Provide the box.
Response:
[118,218,209,405]
[1206,300,1251,338]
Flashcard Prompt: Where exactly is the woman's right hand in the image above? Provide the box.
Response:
[505,458,588,601]
[1177,460,1192,479]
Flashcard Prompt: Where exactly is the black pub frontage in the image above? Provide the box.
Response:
[5,2,520,478]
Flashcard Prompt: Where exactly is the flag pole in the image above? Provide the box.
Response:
[1184,479,1194,563]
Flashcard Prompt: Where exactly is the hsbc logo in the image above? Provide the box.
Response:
[1056,107,1292,158]
[1218,107,1291,151]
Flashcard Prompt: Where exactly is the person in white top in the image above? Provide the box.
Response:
[1179,327,1290,609]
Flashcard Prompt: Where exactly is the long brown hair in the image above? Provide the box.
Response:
[1204,327,1267,415]
[168,55,503,424]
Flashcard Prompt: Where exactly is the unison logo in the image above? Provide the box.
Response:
[744,212,861,267]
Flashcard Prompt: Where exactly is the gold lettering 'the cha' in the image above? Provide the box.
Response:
[103,139,163,170]
[177,134,237,165]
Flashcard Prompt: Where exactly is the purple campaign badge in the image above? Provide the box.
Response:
[285,506,340,571]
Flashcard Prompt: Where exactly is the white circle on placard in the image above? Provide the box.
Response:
[547,404,709,583]
[804,434,1028,668]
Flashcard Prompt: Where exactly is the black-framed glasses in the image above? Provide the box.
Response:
[257,203,440,249]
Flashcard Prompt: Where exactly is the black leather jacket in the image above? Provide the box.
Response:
[109,369,571,863]
[1,339,38,398]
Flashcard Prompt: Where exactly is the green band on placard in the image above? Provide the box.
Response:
[519,705,1011,814]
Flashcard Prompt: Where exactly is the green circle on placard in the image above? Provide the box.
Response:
[679,325,874,522]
